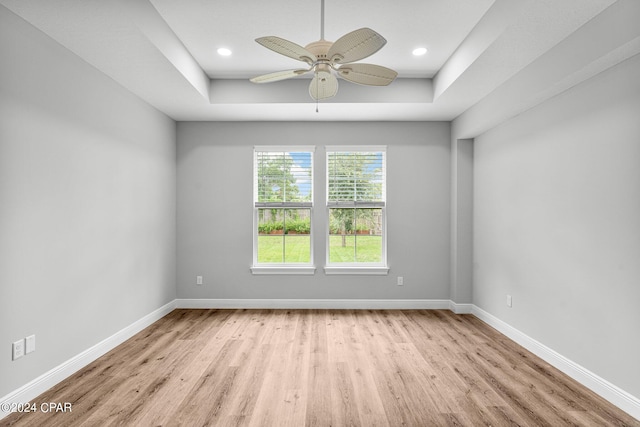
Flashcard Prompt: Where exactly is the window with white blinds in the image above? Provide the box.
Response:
[253,147,314,270]
[327,149,386,206]
[254,150,312,207]
[326,146,387,267]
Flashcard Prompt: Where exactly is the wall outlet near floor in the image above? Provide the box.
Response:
[507,295,513,308]
[397,276,404,286]
[25,335,36,354]
[196,275,203,285]
[12,339,25,360]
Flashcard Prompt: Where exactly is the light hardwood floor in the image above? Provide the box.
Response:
[2,309,638,426]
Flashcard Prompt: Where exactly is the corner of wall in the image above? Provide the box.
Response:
[450,137,474,304]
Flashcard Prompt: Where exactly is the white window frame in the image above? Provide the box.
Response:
[324,145,389,275]
[251,146,316,275]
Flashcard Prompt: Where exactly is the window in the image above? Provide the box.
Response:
[326,146,387,274]
[252,147,315,274]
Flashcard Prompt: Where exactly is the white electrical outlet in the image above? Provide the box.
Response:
[25,335,36,354]
[397,276,404,286]
[196,275,203,285]
[12,339,25,360]
[507,295,513,308]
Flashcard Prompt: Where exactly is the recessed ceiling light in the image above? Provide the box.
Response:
[217,48,232,56]
[412,47,428,56]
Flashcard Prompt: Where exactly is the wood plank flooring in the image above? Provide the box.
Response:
[2,309,638,426]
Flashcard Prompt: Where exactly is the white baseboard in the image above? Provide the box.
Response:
[0,300,176,421]
[449,301,473,314]
[175,298,452,310]
[471,305,640,421]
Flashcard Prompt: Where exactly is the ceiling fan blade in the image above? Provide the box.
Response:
[327,28,386,64]
[255,36,317,65]
[309,71,338,100]
[337,63,398,86]
[250,69,311,84]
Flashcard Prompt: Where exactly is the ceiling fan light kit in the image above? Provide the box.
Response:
[250,0,398,101]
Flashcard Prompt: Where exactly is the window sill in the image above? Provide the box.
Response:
[251,266,316,275]
[324,266,389,275]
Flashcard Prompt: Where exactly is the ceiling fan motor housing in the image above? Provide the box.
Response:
[305,40,335,65]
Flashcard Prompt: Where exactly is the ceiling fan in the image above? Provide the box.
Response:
[249,0,398,101]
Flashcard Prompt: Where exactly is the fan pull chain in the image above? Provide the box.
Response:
[319,0,324,112]
[316,71,319,112]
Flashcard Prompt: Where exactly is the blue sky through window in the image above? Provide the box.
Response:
[289,152,312,197]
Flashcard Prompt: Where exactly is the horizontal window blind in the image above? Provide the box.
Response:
[254,150,313,207]
[327,150,385,208]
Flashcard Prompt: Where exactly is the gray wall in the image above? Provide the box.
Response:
[177,121,451,301]
[450,138,473,304]
[472,53,640,397]
[0,6,176,397]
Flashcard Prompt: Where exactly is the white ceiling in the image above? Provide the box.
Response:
[2,0,639,130]
[148,0,494,79]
